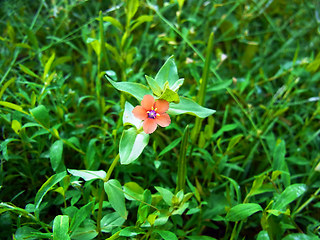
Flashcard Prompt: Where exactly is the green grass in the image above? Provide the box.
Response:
[0,0,319,239]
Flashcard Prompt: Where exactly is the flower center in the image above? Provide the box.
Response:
[147,110,157,119]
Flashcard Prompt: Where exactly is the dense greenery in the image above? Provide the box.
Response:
[0,0,319,239]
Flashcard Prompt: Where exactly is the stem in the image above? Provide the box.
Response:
[293,187,320,217]
[230,221,238,240]
[191,32,214,143]
[96,154,120,234]
[105,154,120,182]
[176,125,190,193]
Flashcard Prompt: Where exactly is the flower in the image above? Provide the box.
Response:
[132,95,171,134]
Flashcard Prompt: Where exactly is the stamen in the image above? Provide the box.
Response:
[147,109,157,119]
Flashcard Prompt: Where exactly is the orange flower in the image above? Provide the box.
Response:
[132,95,171,134]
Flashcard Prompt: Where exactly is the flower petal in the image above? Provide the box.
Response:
[156,113,171,127]
[154,99,169,113]
[143,118,157,134]
[141,95,155,110]
[132,106,147,120]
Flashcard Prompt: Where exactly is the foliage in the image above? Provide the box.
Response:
[0,0,320,239]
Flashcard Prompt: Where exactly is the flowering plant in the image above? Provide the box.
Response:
[106,56,216,165]
[132,95,171,134]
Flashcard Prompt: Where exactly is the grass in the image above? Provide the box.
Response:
[0,0,319,239]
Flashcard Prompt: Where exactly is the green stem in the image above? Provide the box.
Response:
[105,154,120,182]
[96,154,120,234]
[191,32,214,143]
[293,187,320,217]
[176,125,190,193]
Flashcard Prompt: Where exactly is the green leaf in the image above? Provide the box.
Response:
[70,201,95,234]
[170,78,184,92]
[256,230,270,240]
[0,77,15,99]
[123,182,144,201]
[272,184,307,211]
[11,119,21,135]
[108,78,152,102]
[53,215,70,240]
[155,56,179,89]
[226,134,243,153]
[155,186,173,206]
[68,169,106,181]
[0,101,28,115]
[43,52,55,81]
[0,138,19,160]
[273,139,286,171]
[154,230,178,240]
[145,75,162,96]
[158,137,181,156]
[207,79,233,92]
[101,212,126,233]
[168,97,216,118]
[71,227,98,240]
[123,102,142,128]
[101,16,123,31]
[30,105,50,128]
[159,85,180,103]
[212,123,238,140]
[19,64,40,79]
[177,0,186,8]
[85,138,98,170]
[130,15,153,31]
[119,128,149,165]
[226,203,263,222]
[104,179,127,219]
[34,172,66,217]
[120,226,145,237]
[50,140,64,172]
[282,233,319,240]
[126,0,139,24]
[89,39,101,56]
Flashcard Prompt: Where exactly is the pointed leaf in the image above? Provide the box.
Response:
[101,16,123,31]
[126,0,139,23]
[108,78,152,102]
[226,203,263,222]
[35,172,66,216]
[50,140,64,171]
[155,186,173,206]
[282,233,318,240]
[11,119,21,135]
[104,179,127,219]
[273,184,307,211]
[131,15,153,31]
[0,101,28,115]
[159,87,180,103]
[145,75,162,96]
[19,64,40,79]
[123,102,142,129]
[30,105,50,128]
[70,201,95,234]
[101,212,126,233]
[155,56,179,89]
[168,97,215,118]
[123,182,144,201]
[43,52,55,81]
[119,128,149,165]
[53,215,70,240]
[68,169,106,181]
[154,230,178,240]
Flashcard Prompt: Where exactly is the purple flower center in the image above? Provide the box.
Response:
[147,110,157,119]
